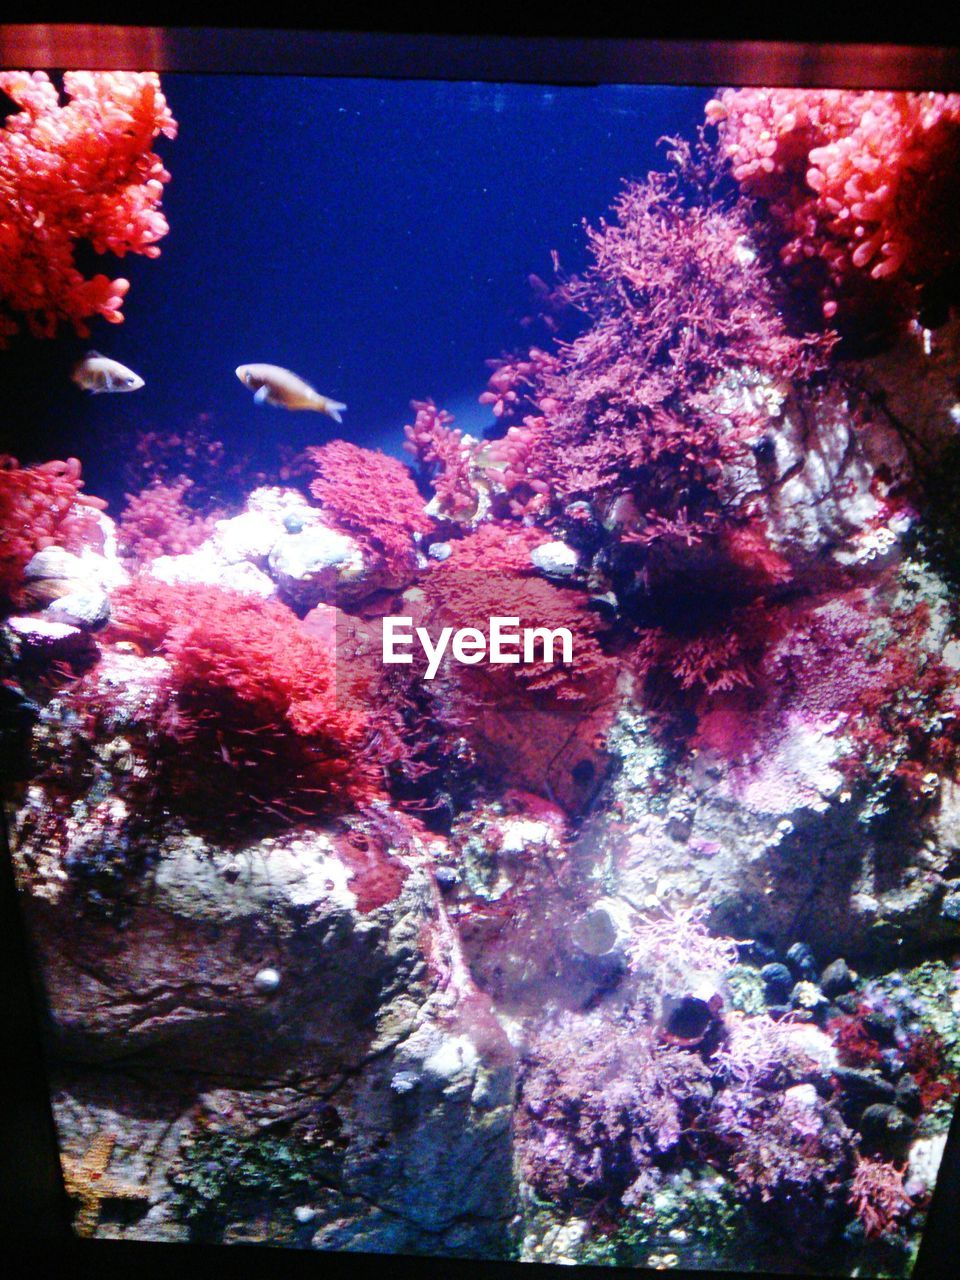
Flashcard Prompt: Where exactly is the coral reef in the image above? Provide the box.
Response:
[4,81,960,1277]
[0,71,176,341]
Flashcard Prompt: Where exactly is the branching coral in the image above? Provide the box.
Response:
[403,399,479,520]
[508,159,831,535]
[0,71,177,342]
[0,455,106,605]
[517,1007,713,1209]
[705,1084,856,1244]
[305,439,433,577]
[706,89,960,327]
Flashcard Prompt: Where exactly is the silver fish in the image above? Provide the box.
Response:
[235,363,346,422]
[72,351,144,394]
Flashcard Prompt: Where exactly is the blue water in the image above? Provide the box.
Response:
[1,76,709,500]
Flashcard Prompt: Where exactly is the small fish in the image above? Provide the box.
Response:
[235,363,346,422]
[71,351,144,394]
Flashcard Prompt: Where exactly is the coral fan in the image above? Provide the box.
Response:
[108,578,376,834]
[0,71,176,342]
[0,455,106,603]
[306,440,433,577]
[706,89,960,328]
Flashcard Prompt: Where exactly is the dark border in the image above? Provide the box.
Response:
[1,20,959,1280]
[1,24,960,88]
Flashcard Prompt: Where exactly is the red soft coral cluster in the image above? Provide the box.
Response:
[109,578,377,836]
[0,455,106,603]
[0,70,176,342]
[306,439,433,577]
[706,89,960,326]
[472,159,830,574]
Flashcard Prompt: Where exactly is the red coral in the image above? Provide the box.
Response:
[117,478,218,566]
[827,1007,885,1068]
[331,808,421,914]
[306,439,432,577]
[479,416,553,517]
[416,524,620,811]
[904,1030,960,1112]
[0,70,176,342]
[835,599,960,801]
[403,399,479,519]
[849,1157,912,1239]
[108,578,377,835]
[707,88,960,326]
[479,347,559,425]
[0,455,106,604]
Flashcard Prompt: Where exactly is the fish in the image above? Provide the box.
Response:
[235,363,346,422]
[71,351,144,394]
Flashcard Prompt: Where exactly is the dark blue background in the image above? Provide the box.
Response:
[3,76,709,501]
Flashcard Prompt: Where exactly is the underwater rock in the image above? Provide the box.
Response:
[858,1104,916,1159]
[150,545,277,598]
[14,799,517,1251]
[821,958,856,998]
[833,1068,897,1123]
[42,587,111,630]
[786,942,818,981]
[760,964,793,1004]
[530,540,578,578]
[267,523,366,605]
[5,613,100,666]
[718,373,912,575]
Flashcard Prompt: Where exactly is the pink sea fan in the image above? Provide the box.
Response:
[707,88,960,324]
[0,70,177,342]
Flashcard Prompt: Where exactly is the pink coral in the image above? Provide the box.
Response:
[403,399,478,519]
[480,416,553,518]
[306,439,432,576]
[479,158,831,572]
[0,455,106,604]
[118,478,218,566]
[707,89,960,324]
[0,70,176,342]
[416,524,620,810]
[849,1157,912,1239]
